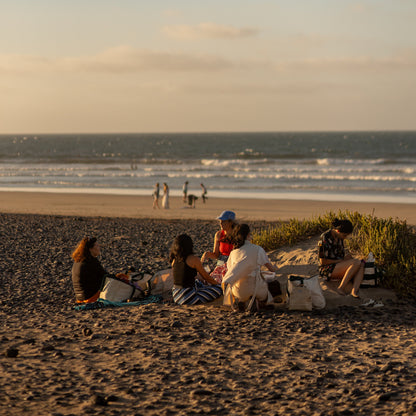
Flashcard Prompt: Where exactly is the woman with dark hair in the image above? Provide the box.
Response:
[170,234,222,305]
[201,211,237,284]
[222,224,278,310]
[318,218,364,297]
[71,237,107,303]
[202,210,236,264]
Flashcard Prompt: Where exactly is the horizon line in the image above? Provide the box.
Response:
[1,128,415,136]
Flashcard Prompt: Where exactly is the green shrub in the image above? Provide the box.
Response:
[253,210,416,299]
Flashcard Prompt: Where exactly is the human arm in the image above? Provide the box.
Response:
[73,258,107,300]
[264,262,278,273]
[85,258,107,281]
[186,255,219,285]
[201,230,221,261]
[256,246,278,273]
[318,235,346,265]
[319,257,345,266]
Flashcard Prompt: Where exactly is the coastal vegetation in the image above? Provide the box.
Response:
[253,211,416,299]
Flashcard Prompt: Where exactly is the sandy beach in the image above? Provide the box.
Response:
[1,190,416,224]
[1,193,416,415]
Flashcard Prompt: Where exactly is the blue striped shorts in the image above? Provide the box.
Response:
[172,280,223,305]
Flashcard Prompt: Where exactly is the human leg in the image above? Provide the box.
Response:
[351,261,365,297]
[331,259,362,294]
[172,283,222,305]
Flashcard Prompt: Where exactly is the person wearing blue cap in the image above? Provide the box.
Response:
[202,211,237,282]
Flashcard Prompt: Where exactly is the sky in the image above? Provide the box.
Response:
[0,0,415,134]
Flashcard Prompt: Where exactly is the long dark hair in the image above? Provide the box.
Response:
[332,218,353,234]
[231,223,251,249]
[169,234,194,263]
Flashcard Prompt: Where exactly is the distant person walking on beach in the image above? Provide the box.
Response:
[162,183,170,209]
[182,181,189,203]
[318,218,364,298]
[170,234,222,305]
[200,183,207,203]
[152,183,160,209]
[71,237,107,303]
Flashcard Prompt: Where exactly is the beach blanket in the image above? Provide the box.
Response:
[73,295,163,311]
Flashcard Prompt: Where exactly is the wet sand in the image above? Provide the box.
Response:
[1,212,416,415]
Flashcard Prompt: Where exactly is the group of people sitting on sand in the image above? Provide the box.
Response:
[71,210,365,310]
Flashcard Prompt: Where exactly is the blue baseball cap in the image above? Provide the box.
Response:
[216,210,236,221]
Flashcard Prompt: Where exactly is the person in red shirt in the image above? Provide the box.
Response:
[202,210,237,264]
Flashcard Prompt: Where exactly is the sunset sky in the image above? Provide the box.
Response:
[1,0,415,134]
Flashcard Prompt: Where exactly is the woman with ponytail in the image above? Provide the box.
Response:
[222,224,278,310]
[318,219,364,297]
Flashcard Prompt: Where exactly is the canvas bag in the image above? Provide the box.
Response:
[287,274,326,310]
[362,252,379,288]
[287,276,312,311]
[100,273,151,302]
[100,275,138,302]
[148,269,174,295]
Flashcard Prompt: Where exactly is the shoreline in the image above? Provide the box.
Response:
[1,190,416,224]
[1,186,415,205]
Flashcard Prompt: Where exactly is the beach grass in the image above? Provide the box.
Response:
[253,210,416,299]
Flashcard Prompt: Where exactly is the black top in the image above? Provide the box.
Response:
[172,259,197,288]
[72,255,107,301]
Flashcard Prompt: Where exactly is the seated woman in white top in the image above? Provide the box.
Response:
[222,223,278,310]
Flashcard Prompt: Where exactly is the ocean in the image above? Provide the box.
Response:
[0,131,415,203]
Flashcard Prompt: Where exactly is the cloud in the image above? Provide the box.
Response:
[0,46,236,74]
[181,82,340,95]
[65,46,236,72]
[1,46,416,77]
[163,22,259,40]
[274,52,416,72]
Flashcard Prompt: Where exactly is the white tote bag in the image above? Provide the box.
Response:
[100,277,137,302]
[288,274,326,310]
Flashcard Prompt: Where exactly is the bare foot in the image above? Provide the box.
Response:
[350,292,360,298]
